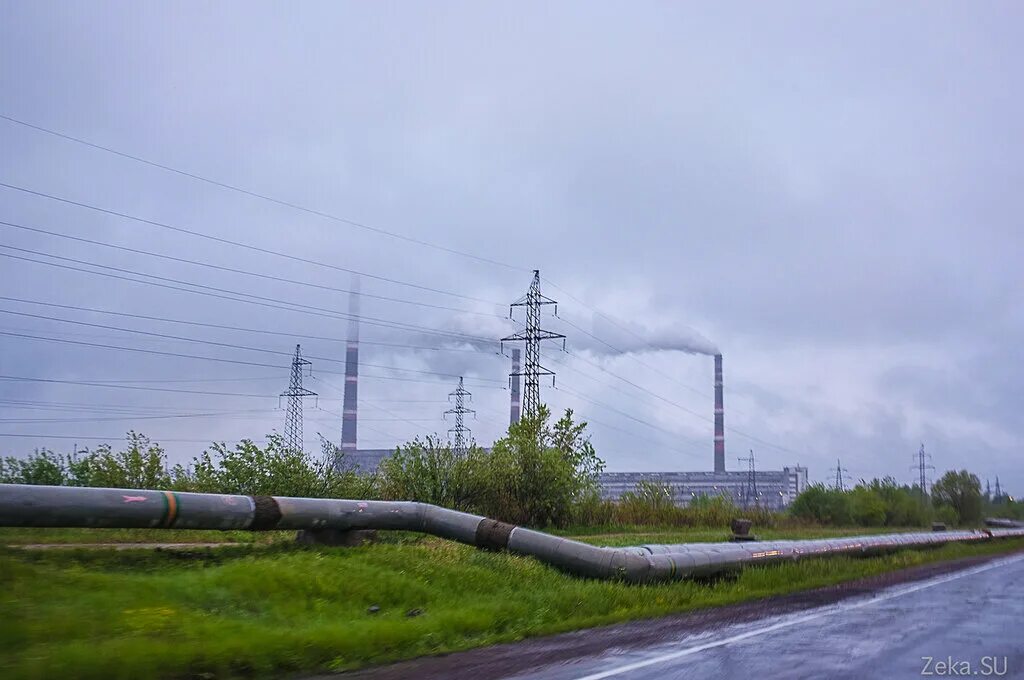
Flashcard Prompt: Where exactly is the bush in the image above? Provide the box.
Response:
[617,480,679,525]
[187,434,366,498]
[0,448,70,486]
[1,433,173,489]
[790,484,853,525]
[791,478,937,528]
[376,435,480,510]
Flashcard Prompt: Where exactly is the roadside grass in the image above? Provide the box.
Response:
[1,529,1021,680]
[0,524,915,547]
[563,525,918,546]
[0,527,290,545]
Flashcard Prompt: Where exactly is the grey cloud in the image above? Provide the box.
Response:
[1,2,1021,492]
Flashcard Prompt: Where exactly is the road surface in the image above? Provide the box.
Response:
[339,552,1024,680]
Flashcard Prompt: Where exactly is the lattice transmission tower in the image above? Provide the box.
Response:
[738,450,759,508]
[910,443,935,502]
[444,377,475,457]
[834,458,850,491]
[500,270,565,419]
[280,344,316,454]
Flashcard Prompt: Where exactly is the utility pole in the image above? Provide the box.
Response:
[910,443,934,502]
[834,458,850,492]
[738,450,758,509]
[280,344,316,454]
[501,270,565,419]
[444,377,475,457]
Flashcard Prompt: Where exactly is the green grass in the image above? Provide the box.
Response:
[1,530,1021,680]
[0,524,914,547]
[0,527,291,545]
[562,525,917,546]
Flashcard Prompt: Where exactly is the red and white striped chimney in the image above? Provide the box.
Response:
[714,353,725,472]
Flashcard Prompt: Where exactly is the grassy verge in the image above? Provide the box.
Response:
[0,524,916,547]
[1,530,1020,680]
[561,525,918,546]
[0,527,291,545]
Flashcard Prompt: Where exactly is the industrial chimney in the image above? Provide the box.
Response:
[341,281,360,452]
[510,348,522,426]
[714,353,725,472]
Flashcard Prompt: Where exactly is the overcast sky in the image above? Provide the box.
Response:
[1,2,1020,493]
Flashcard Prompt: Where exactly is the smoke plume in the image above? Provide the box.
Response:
[589,313,719,356]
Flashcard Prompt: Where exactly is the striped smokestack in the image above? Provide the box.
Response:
[714,353,725,472]
[341,281,359,451]
[510,348,522,425]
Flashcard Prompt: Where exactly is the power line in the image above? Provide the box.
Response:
[0,116,785,449]
[0,113,528,272]
[554,384,705,452]
[0,308,505,383]
[35,375,281,385]
[0,180,512,302]
[0,364,503,394]
[546,346,800,459]
[550,389,705,462]
[0,295,492,355]
[559,346,802,458]
[0,375,283,398]
[552,313,714,402]
[0,244,503,345]
[0,433,323,444]
[0,218,503,318]
[0,409,278,425]
[0,118,802,461]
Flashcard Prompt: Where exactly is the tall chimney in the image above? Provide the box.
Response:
[510,348,522,425]
[714,353,725,472]
[341,280,360,451]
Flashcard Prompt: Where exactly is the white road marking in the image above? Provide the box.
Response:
[572,553,1024,680]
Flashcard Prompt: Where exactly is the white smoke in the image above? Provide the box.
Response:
[589,313,719,356]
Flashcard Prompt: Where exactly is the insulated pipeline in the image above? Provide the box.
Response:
[2,484,1023,583]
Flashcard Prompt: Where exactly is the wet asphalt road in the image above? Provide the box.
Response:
[506,554,1024,680]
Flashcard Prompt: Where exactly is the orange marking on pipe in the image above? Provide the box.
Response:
[162,491,178,528]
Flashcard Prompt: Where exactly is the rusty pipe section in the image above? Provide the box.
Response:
[3,484,1023,583]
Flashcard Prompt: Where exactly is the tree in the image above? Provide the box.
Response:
[85,432,172,489]
[932,470,983,526]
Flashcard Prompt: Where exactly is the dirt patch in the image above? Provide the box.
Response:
[329,548,1024,680]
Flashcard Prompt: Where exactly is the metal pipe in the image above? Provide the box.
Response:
[3,484,1023,583]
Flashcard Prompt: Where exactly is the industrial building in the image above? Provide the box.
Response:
[597,468,809,510]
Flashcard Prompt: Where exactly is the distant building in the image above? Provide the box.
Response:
[598,467,809,510]
[344,449,396,472]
